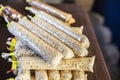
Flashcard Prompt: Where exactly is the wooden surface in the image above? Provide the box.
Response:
[0,1,111,80]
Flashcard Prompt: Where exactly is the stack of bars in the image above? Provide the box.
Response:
[0,0,95,80]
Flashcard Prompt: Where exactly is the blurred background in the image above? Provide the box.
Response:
[41,0,120,80]
[0,0,120,80]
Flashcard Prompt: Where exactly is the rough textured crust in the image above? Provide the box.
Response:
[26,0,75,24]
[18,56,95,72]
[8,21,64,67]
[35,70,48,80]
[48,70,60,80]
[31,17,88,57]
[18,18,74,59]
[60,70,72,80]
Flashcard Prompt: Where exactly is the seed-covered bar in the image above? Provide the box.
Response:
[26,0,75,24]
[18,56,95,72]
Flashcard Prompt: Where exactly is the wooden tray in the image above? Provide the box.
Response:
[0,1,111,80]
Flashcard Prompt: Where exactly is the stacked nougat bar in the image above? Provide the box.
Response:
[1,0,95,80]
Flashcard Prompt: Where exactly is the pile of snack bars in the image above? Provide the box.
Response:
[0,0,95,80]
